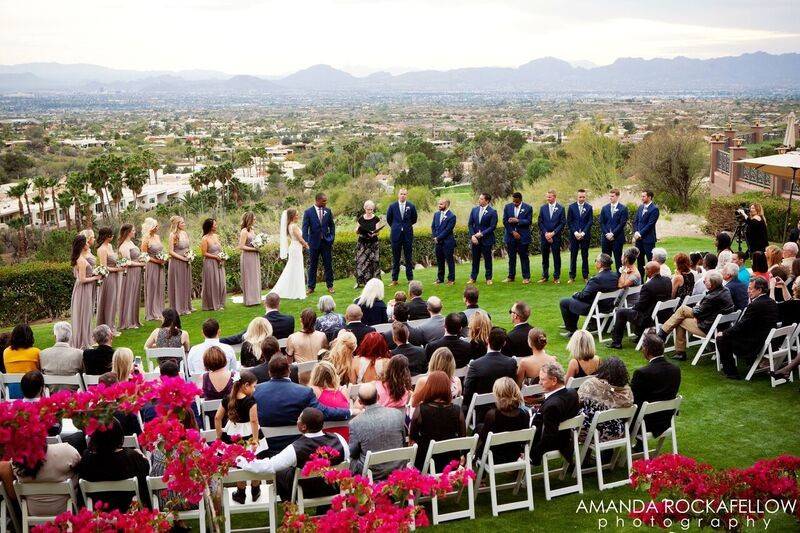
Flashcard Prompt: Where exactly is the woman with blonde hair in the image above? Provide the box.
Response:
[355,278,388,326]
[354,199,384,288]
[112,347,135,382]
[167,215,193,316]
[565,329,601,381]
[324,330,356,386]
[468,310,491,357]
[141,217,167,321]
[410,347,461,406]
[309,361,349,439]
[516,328,556,385]
[477,377,529,463]
[239,317,273,368]
[765,244,783,272]
[238,211,262,307]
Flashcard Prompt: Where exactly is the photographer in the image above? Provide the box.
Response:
[742,203,768,255]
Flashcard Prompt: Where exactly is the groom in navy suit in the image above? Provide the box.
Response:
[386,188,418,285]
[538,189,566,284]
[599,188,629,273]
[468,193,498,284]
[432,198,457,284]
[302,192,336,294]
[567,188,593,283]
[502,192,532,283]
[633,189,660,277]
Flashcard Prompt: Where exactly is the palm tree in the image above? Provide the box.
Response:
[8,217,27,257]
[184,146,197,171]
[45,175,60,227]
[77,191,96,228]
[87,154,124,220]
[140,149,161,184]
[8,182,28,224]
[32,176,49,226]
[20,179,33,229]
[107,173,124,216]
[124,161,148,209]
[57,191,74,230]
[66,171,91,229]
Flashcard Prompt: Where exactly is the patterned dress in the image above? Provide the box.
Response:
[355,215,381,285]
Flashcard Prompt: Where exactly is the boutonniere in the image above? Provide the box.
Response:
[553,206,559,211]
[519,209,525,214]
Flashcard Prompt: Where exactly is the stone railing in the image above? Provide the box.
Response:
[741,166,771,188]
[717,150,731,175]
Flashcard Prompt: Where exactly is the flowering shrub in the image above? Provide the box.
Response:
[31,505,171,532]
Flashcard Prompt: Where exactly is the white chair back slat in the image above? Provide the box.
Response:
[144,347,186,373]
[582,289,623,342]
[566,376,590,389]
[362,444,418,481]
[465,392,495,431]
[681,293,703,308]
[43,373,85,392]
[295,360,319,375]
[690,310,740,365]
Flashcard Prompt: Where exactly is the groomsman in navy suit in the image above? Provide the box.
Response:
[302,192,336,294]
[599,188,629,273]
[538,189,566,284]
[567,189,594,284]
[633,189,660,276]
[502,192,533,284]
[468,193,498,285]
[386,188,418,286]
[431,198,457,284]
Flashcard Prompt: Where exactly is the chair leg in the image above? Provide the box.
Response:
[542,454,553,500]
[268,483,277,532]
[594,445,606,490]
[488,468,499,517]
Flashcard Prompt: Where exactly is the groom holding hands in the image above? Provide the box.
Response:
[303,192,336,294]
[386,188,417,286]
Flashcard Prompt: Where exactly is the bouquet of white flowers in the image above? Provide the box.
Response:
[116,257,130,276]
[251,233,268,249]
[138,253,151,264]
[156,251,169,262]
[217,250,230,261]
[185,250,196,262]
[92,265,109,285]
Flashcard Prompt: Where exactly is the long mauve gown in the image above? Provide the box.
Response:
[96,249,120,331]
[70,258,95,349]
[240,232,261,306]
[168,234,193,315]
[201,241,226,311]
[145,242,166,321]
[118,246,142,329]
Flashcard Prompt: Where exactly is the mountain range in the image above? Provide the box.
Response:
[1,52,798,94]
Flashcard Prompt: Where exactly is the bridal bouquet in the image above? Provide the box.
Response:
[251,232,268,249]
[156,250,169,262]
[92,265,109,285]
[138,252,150,264]
[185,249,196,262]
[217,250,230,261]
[116,257,130,276]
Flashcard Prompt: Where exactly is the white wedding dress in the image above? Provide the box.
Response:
[272,222,306,299]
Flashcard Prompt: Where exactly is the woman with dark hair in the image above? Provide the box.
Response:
[786,258,800,295]
[70,234,101,349]
[751,251,769,281]
[0,332,10,373]
[201,218,226,311]
[286,309,328,363]
[350,331,392,383]
[375,354,411,408]
[238,211,262,307]
[202,346,233,400]
[618,247,641,288]
[689,252,705,276]
[118,223,145,330]
[576,357,633,444]
[3,324,39,383]
[516,328,556,385]
[167,216,193,316]
[671,252,695,299]
[716,231,732,254]
[409,371,466,471]
[96,226,122,335]
[144,307,190,354]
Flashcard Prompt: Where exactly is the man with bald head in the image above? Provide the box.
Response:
[348,382,407,479]
[432,198,457,284]
[609,261,672,349]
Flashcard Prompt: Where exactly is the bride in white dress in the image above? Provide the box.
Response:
[271,208,309,300]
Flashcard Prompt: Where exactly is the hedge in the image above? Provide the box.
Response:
[705,191,800,244]
[0,262,75,327]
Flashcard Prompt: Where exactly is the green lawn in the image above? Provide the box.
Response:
[23,236,800,531]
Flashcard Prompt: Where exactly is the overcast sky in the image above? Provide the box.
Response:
[1,0,798,76]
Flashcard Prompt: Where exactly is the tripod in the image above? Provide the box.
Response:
[731,220,749,260]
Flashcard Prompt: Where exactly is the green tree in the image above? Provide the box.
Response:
[497,130,527,151]
[556,123,624,192]
[0,151,35,183]
[471,140,522,200]
[32,176,50,226]
[622,119,636,134]
[57,190,74,231]
[140,149,161,184]
[124,160,148,208]
[397,153,431,187]
[87,154,124,220]
[525,158,553,182]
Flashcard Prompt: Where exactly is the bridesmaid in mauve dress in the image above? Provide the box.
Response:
[118,224,144,330]
[70,234,101,349]
[201,218,226,311]
[79,229,98,302]
[167,216,194,315]
[142,217,167,321]
[238,211,262,306]
[95,227,122,334]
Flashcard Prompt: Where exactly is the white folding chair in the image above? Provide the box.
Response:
[452,396,464,408]
[637,298,681,352]
[576,406,637,490]
[464,392,495,433]
[745,324,797,384]
[453,366,469,380]
[680,293,703,309]
[81,373,101,387]
[1,479,20,533]
[581,289,623,342]
[540,413,585,500]
[1,373,25,400]
[362,444,418,482]
[46,435,62,445]
[291,461,350,515]
[566,376,590,390]
[294,360,318,376]
[278,338,288,349]
[147,476,207,532]
[122,435,141,450]
[410,373,427,387]
[629,396,683,462]
[42,373,85,395]
[201,399,223,431]
[79,478,141,510]
[372,323,393,335]
[347,383,360,401]
[14,480,76,533]
[221,469,279,533]
[474,428,536,516]
[690,311,740,366]
[420,435,478,525]
[145,347,187,374]
[201,429,218,443]
[142,371,162,382]
[620,285,641,308]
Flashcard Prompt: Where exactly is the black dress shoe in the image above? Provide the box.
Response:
[608,342,623,350]
[725,373,742,380]
[657,329,668,341]
[769,371,787,381]
[672,352,687,361]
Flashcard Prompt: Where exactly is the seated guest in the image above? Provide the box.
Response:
[565,330,601,381]
[786,258,800,294]
[112,348,135,382]
[406,280,430,320]
[355,278,388,326]
[716,231,732,254]
[315,295,345,342]
[411,347,462,406]
[732,252,751,285]
[467,310,492,358]
[618,247,641,288]
[501,301,533,357]
[609,261,672,349]
[717,277,779,380]
[390,322,426,376]
[658,270,734,361]
[631,333,681,436]
[325,331,357,386]
[530,362,580,465]
[559,254,618,337]
[417,297,446,345]
[348,382,407,479]
[344,304,376,345]
[459,285,490,337]
[516,328,556,385]
[187,319,237,375]
[769,266,791,302]
[577,357,634,443]
[97,372,142,435]
[463,327,517,424]
[143,308,190,355]
[766,244,783,272]
[386,291,406,322]
[3,324,40,379]
[201,346,234,400]
[222,292,295,345]
[0,332,11,373]
[722,263,748,311]
[249,337,280,384]
[82,325,114,375]
[236,407,349,501]
[751,251,769,281]
[309,361,350,440]
[78,419,150,512]
[652,247,671,277]
[288,309,329,364]
[409,371,466,471]
[425,313,473,368]
[237,317,273,368]
[689,252,705,277]
[383,302,423,348]
[782,241,798,269]
[692,253,718,295]
[254,356,351,453]
[18,370,83,450]
[477,378,530,464]
[40,322,83,378]
[351,332,392,384]
[375,354,411,409]
[671,252,696,299]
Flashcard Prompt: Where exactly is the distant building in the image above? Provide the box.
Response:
[60,138,114,148]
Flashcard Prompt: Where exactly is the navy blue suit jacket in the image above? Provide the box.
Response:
[633,203,659,245]
[386,201,417,244]
[572,269,620,308]
[599,203,629,242]
[567,202,594,238]
[468,206,498,247]
[538,203,566,239]
[726,278,749,311]
[502,202,533,245]
[302,205,336,250]
[431,211,456,251]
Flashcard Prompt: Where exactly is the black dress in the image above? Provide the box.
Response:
[410,402,466,471]
[746,218,769,254]
[78,449,150,512]
[356,215,381,285]
[477,408,531,464]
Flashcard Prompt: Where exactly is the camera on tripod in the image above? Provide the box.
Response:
[732,203,750,258]
[734,203,749,223]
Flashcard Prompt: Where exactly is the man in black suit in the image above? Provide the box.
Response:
[344,304,376,345]
[221,292,295,346]
[530,361,580,465]
[609,261,672,349]
[716,277,779,380]
[459,285,490,337]
[630,333,681,437]
[501,301,533,357]
[390,322,427,376]
[463,328,518,424]
[383,302,423,349]
[424,313,474,368]
[250,337,281,383]
[559,253,619,336]
[722,263,749,311]
[406,281,430,320]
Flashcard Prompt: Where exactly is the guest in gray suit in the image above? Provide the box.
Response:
[417,296,446,345]
[40,322,84,378]
[348,383,408,479]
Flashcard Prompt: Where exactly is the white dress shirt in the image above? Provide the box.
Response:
[236,431,350,474]
[187,338,238,375]
[543,385,565,400]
